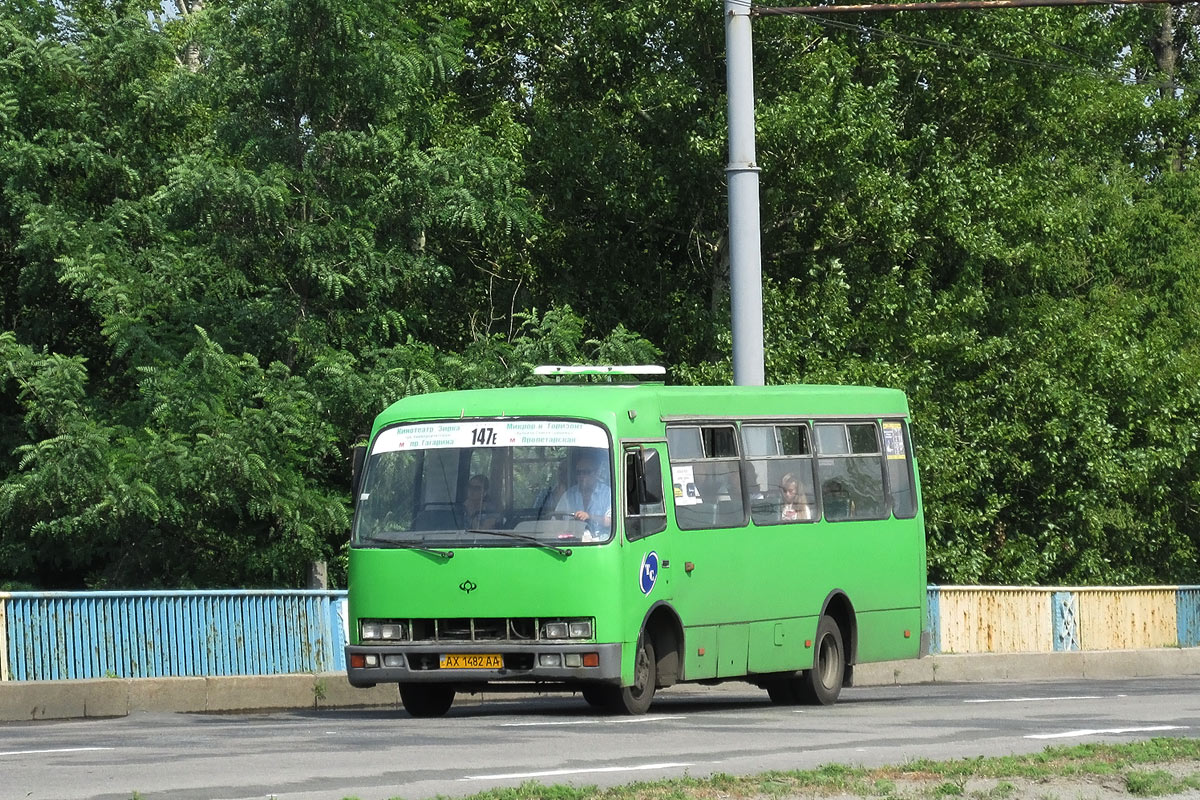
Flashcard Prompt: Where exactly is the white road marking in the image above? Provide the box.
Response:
[0,747,114,757]
[965,696,1105,704]
[461,762,694,781]
[501,715,685,727]
[1025,725,1188,740]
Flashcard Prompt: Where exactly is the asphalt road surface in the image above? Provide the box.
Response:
[2,676,1197,800]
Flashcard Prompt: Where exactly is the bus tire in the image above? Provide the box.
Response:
[399,684,455,717]
[581,687,608,708]
[798,614,844,705]
[604,635,656,715]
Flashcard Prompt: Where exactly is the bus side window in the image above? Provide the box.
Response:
[882,420,917,518]
[742,423,817,525]
[814,422,887,522]
[667,424,746,530]
[625,446,667,541]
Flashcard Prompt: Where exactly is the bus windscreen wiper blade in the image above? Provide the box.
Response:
[361,535,454,559]
[467,529,573,557]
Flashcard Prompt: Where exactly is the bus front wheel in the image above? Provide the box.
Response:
[604,635,656,715]
[399,684,455,717]
[798,614,844,705]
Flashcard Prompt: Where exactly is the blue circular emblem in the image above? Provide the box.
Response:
[639,551,659,595]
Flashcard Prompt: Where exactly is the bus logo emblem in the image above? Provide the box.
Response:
[639,552,658,595]
[459,580,477,595]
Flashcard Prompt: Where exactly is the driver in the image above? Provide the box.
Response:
[554,454,612,540]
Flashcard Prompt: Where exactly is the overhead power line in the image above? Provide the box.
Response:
[755,0,1195,15]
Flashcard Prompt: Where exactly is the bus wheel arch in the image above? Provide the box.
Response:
[641,601,684,688]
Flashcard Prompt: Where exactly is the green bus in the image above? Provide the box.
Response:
[345,368,927,716]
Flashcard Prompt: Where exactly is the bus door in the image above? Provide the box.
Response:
[660,424,752,680]
[622,441,670,592]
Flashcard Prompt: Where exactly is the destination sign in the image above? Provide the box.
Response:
[372,419,608,453]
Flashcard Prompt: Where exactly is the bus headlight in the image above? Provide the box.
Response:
[541,619,593,639]
[543,622,569,639]
[361,620,405,641]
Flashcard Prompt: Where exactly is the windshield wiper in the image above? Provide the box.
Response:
[467,529,573,557]
[360,534,454,559]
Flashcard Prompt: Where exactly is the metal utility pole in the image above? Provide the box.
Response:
[726,0,766,387]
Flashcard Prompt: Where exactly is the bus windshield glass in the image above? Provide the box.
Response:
[353,419,614,547]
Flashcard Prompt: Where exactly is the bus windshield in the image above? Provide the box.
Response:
[353,419,614,548]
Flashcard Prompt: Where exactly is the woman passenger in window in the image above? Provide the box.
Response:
[779,473,814,521]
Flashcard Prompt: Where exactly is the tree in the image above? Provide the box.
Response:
[4,0,1200,589]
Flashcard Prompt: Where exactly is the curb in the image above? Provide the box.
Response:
[2,649,1198,722]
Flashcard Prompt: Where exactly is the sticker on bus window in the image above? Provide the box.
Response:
[371,420,608,453]
[671,465,701,505]
[882,422,906,460]
[640,551,659,595]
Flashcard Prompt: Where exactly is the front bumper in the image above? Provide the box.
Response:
[345,642,624,687]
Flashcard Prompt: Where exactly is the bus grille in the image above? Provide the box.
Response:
[408,617,539,642]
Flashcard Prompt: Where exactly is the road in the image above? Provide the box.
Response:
[2,676,1197,800]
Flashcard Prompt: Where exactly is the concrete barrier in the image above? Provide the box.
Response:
[3,648,1197,722]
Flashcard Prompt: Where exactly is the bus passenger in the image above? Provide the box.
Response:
[556,454,612,540]
[779,473,815,521]
[463,474,502,529]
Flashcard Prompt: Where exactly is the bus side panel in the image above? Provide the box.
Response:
[666,514,923,678]
[747,617,814,673]
[682,625,719,680]
[716,623,750,678]
[853,608,923,663]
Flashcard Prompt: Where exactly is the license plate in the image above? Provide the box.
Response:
[439,654,503,669]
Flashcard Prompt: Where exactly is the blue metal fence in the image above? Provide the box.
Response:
[925,586,940,655]
[2,586,1196,682]
[0,591,347,681]
[1052,590,1080,651]
[1180,587,1200,648]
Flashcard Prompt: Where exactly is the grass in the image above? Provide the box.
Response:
[330,738,1200,800]
[1125,769,1200,797]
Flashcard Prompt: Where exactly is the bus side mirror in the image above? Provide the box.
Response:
[350,434,368,495]
[626,447,666,541]
[639,449,664,505]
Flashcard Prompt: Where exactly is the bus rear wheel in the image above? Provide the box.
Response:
[764,615,845,706]
[603,635,656,715]
[399,684,455,718]
[798,614,844,705]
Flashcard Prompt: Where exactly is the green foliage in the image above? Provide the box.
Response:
[3,0,1200,587]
